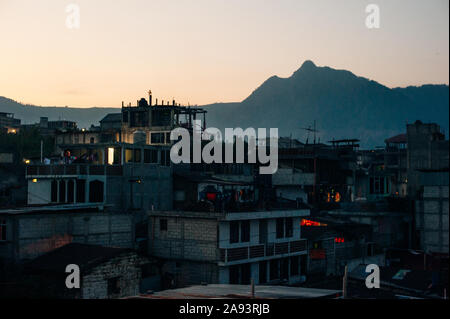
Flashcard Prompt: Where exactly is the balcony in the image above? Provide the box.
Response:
[219,239,307,264]
[26,164,123,177]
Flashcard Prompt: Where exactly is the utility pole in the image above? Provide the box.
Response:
[313,120,316,145]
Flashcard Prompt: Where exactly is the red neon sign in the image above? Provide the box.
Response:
[301,219,327,227]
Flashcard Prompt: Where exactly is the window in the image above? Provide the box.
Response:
[290,256,299,276]
[160,150,167,166]
[300,255,307,276]
[144,149,158,164]
[51,180,58,202]
[230,221,239,244]
[259,261,267,284]
[240,220,250,242]
[151,132,165,144]
[76,179,86,203]
[280,258,289,280]
[67,180,75,203]
[229,265,239,284]
[107,277,120,295]
[59,180,66,203]
[165,150,171,166]
[241,263,251,285]
[277,218,294,239]
[125,149,133,163]
[270,259,279,280]
[160,219,168,231]
[89,180,104,203]
[0,220,6,241]
[160,150,170,166]
[276,218,284,239]
[370,176,387,194]
[151,110,171,127]
[285,218,293,238]
[230,221,250,244]
[133,149,141,163]
[165,132,171,144]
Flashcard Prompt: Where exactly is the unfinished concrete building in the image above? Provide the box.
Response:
[148,166,310,288]
[407,120,449,197]
[414,170,449,254]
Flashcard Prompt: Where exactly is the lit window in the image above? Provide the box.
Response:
[107,148,114,165]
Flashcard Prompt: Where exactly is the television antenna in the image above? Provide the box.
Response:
[300,120,320,144]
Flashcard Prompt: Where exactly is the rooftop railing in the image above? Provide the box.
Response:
[219,239,307,264]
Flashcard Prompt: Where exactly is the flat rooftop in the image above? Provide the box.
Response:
[131,284,341,299]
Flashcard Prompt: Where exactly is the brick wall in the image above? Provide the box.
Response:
[149,216,218,262]
[81,252,142,299]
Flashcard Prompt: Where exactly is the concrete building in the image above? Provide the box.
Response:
[21,117,77,137]
[407,121,449,197]
[277,138,358,206]
[0,152,27,207]
[148,206,309,288]
[0,204,134,266]
[272,167,314,203]
[120,93,207,145]
[15,243,154,299]
[0,112,20,134]
[405,121,449,253]
[414,170,449,254]
[384,133,408,197]
[25,142,172,212]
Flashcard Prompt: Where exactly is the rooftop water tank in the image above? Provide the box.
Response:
[133,130,146,145]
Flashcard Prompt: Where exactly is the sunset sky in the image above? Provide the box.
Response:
[0,0,448,107]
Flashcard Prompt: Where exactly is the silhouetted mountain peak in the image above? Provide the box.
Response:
[300,59,316,69]
[293,60,317,74]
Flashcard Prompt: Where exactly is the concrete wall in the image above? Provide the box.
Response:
[122,164,172,211]
[28,179,52,204]
[25,163,172,211]
[148,211,308,288]
[149,215,218,262]
[416,185,449,253]
[407,122,449,196]
[275,186,308,202]
[272,168,314,186]
[0,211,133,262]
